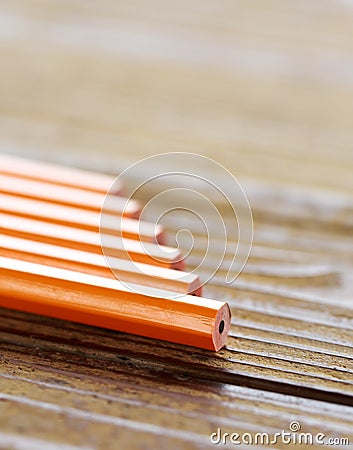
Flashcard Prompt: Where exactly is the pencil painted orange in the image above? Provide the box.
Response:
[0,193,164,243]
[0,213,185,270]
[0,153,122,194]
[0,235,201,295]
[0,257,230,351]
[0,173,140,218]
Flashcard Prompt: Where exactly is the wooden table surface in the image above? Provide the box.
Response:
[0,1,353,449]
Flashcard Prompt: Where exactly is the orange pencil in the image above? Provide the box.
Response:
[0,194,164,243]
[0,257,230,351]
[0,153,122,194]
[0,174,140,218]
[0,213,184,270]
[0,235,201,295]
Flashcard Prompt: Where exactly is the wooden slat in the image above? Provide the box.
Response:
[1,310,353,450]
[0,305,352,405]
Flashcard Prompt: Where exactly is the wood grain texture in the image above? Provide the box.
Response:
[0,0,353,448]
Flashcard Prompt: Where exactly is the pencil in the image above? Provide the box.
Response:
[0,173,140,218]
[0,213,185,270]
[0,235,201,295]
[0,153,122,194]
[0,257,230,351]
[0,193,164,243]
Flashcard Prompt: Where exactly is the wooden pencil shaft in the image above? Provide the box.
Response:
[0,235,201,295]
[0,173,140,218]
[0,213,184,270]
[0,257,230,351]
[0,153,122,194]
[0,193,164,243]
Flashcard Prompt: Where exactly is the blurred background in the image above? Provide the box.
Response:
[1,0,353,195]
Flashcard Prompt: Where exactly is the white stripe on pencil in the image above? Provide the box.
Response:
[0,213,184,269]
[0,256,230,351]
[0,235,201,295]
[0,153,122,194]
[0,173,140,218]
[0,193,164,243]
